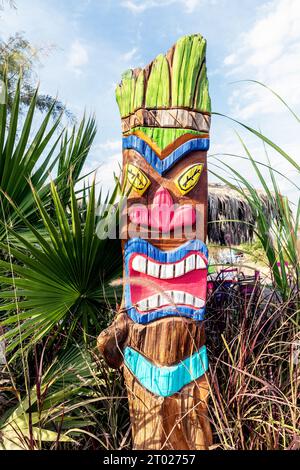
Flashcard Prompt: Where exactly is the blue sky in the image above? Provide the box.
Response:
[1,0,299,205]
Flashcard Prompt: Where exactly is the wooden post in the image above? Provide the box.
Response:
[98,34,212,450]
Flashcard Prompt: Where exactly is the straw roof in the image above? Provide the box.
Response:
[208,183,274,245]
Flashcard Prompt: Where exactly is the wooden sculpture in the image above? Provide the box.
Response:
[98,34,212,450]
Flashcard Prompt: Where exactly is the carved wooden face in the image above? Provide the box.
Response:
[121,134,209,324]
[121,140,208,244]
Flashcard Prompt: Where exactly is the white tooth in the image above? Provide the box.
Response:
[148,294,158,309]
[163,290,173,302]
[194,297,204,308]
[132,255,146,273]
[175,260,185,278]
[160,264,167,278]
[176,291,185,304]
[161,291,171,304]
[147,260,160,278]
[157,294,161,307]
[185,254,196,273]
[185,293,194,306]
[153,264,160,278]
[160,263,174,279]
[196,255,206,269]
[172,291,182,304]
[138,299,148,311]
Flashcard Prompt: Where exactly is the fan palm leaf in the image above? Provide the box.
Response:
[0,179,122,354]
[0,77,97,239]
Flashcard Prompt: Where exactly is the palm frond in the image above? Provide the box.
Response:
[0,179,122,354]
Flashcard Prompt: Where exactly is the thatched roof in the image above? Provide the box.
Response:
[208,184,274,245]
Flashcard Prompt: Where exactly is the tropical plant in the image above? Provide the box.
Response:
[0,344,102,450]
[56,114,97,207]
[205,83,300,449]
[1,69,298,452]
[210,82,300,299]
[0,78,96,240]
[0,178,122,355]
[206,278,299,450]
[0,31,73,120]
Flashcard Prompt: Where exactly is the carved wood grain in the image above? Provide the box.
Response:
[123,366,212,450]
[127,317,206,366]
[121,108,211,134]
[120,149,208,244]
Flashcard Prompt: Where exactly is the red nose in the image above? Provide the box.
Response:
[152,187,174,208]
[129,187,196,233]
[150,188,174,233]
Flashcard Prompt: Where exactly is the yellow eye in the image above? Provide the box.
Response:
[126,163,151,196]
[175,164,203,195]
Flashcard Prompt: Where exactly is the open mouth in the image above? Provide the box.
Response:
[124,239,208,323]
[130,252,207,312]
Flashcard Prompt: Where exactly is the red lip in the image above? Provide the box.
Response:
[128,251,207,314]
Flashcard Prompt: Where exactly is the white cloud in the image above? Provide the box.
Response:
[121,0,173,13]
[223,53,236,66]
[97,140,122,152]
[121,0,204,14]
[219,2,300,208]
[183,0,202,12]
[121,46,139,62]
[224,0,300,119]
[67,39,89,74]
[81,152,122,198]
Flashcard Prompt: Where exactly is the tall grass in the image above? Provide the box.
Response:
[0,343,130,450]
[206,279,299,449]
[206,82,299,449]
[211,82,299,300]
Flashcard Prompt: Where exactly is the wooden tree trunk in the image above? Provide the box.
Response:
[98,34,213,450]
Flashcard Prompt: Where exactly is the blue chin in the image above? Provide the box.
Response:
[124,238,208,324]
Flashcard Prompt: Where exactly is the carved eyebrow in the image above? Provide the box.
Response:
[127,167,145,186]
[181,167,202,188]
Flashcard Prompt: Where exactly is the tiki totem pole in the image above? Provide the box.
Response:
[98,34,212,450]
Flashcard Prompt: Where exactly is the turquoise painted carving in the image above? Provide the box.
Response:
[124,345,208,397]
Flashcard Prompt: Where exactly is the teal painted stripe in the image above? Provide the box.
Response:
[124,345,208,397]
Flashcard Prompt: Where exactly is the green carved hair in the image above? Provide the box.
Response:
[116,34,211,118]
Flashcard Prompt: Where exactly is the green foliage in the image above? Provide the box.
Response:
[0,33,73,120]
[0,77,61,236]
[0,179,122,354]
[211,83,300,300]
[0,77,96,239]
[0,54,298,451]
[57,115,97,205]
[0,345,102,450]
